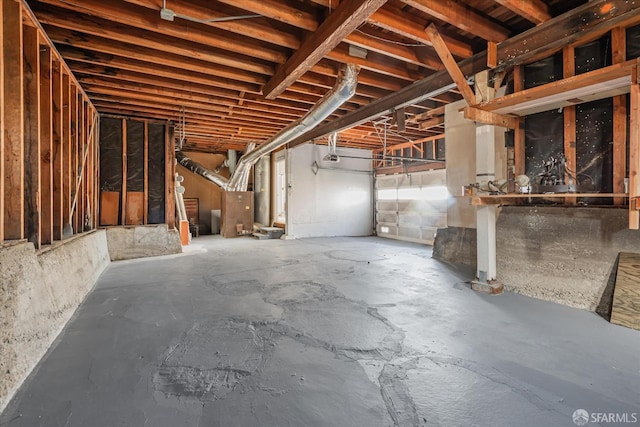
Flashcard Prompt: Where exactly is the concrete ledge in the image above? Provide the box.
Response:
[0,230,110,412]
[471,280,504,295]
[105,224,182,261]
[432,226,477,267]
[497,206,640,312]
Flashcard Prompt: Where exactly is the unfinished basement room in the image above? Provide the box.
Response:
[2,0,640,426]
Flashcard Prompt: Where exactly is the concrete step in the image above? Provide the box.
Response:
[255,226,284,239]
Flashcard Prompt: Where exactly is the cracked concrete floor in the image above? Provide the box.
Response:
[2,236,639,426]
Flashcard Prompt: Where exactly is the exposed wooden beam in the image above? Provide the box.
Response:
[491,0,550,25]
[36,0,288,64]
[563,46,577,206]
[418,115,444,130]
[408,105,445,122]
[40,44,53,245]
[368,6,472,58]
[262,0,388,99]
[424,24,476,105]
[478,58,640,114]
[630,66,640,229]
[463,107,517,129]
[402,0,510,42]
[612,26,627,206]
[23,24,41,247]
[3,0,24,240]
[495,0,640,70]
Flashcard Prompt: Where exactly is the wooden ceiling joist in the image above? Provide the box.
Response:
[262,0,388,99]
[401,0,510,42]
[490,0,551,25]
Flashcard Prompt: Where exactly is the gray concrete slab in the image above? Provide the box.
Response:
[1,236,639,427]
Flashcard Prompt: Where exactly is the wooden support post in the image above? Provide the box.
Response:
[3,0,24,240]
[0,0,3,244]
[94,111,99,229]
[563,46,577,205]
[51,59,63,240]
[39,44,53,245]
[121,118,127,226]
[23,23,41,248]
[165,124,175,229]
[513,66,525,177]
[62,72,71,232]
[612,27,627,206]
[630,66,640,229]
[143,121,149,224]
[70,83,78,234]
[78,98,85,232]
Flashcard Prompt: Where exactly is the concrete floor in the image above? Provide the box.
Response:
[2,236,639,427]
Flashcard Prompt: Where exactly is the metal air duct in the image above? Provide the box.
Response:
[227,63,359,191]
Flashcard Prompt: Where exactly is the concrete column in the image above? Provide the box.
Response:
[472,124,503,294]
[254,156,271,226]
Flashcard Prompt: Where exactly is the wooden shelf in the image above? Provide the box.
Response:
[472,193,628,206]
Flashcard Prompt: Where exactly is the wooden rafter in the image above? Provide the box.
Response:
[262,0,388,99]
[424,24,475,105]
[402,0,510,42]
[490,0,550,25]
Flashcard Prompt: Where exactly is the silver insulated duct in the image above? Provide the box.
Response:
[175,64,358,192]
[227,63,359,191]
[175,151,230,191]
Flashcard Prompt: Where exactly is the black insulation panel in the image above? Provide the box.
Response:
[126,120,145,193]
[148,123,166,224]
[99,117,123,193]
[524,110,564,178]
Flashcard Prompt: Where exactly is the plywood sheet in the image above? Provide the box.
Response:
[100,192,120,226]
[125,192,144,225]
[610,252,640,330]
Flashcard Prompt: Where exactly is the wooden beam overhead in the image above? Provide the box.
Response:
[490,0,551,25]
[495,0,640,71]
[402,0,510,42]
[463,106,516,129]
[368,6,472,58]
[262,0,388,99]
[424,24,476,105]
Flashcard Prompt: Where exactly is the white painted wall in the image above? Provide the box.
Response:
[286,144,373,238]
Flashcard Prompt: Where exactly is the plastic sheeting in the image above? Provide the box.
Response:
[126,120,145,193]
[148,123,165,224]
[523,52,562,89]
[524,110,564,178]
[626,24,640,60]
[576,99,613,197]
[99,117,123,193]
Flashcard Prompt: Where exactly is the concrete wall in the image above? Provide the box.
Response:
[106,224,182,261]
[497,206,640,313]
[0,231,110,412]
[177,152,227,235]
[433,226,477,267]
[286,144,373,238]
[444,100,476,229]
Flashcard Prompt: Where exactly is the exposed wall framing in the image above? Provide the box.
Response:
[1,0,98,248]
[98,115,174,228]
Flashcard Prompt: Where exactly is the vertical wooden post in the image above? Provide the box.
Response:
[629,66,640,229]
[23,23,41,248]
[51,59,63,240]
[62,72,71,233]
[513,65,525,177]
[70,83,78,234]
[165,124,175,229]
[563,46,577,205]
[39,44,53,245]
[612,27,627,205]
[94,110,99,229]
[143,121,149,224]
[0,0,4,244]
[121,118,127,226]
[3,0,24,240]
[78,97,85,232]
